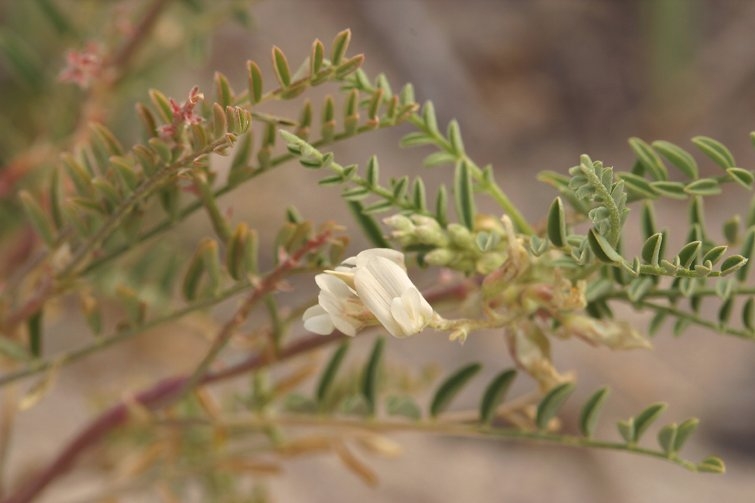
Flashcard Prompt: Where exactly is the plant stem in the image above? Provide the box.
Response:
[207,413,698,472]
[407,116,534,235]
[0,331,346,503]
[107,0,175,85]
[634,299,755,340]
[177,227,334,399]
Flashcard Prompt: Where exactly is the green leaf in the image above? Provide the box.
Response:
[702,245,728,266]
[631,402,667,443]
[213,72,233,107]
[283,393,318,414]
[588,228,624,263]
[423,151,457,167]
[413,178,427,210]
[627,276,654,303]
[723,215,739,244]
[110,157,139,191]
[400,132,435,148]
[338,394,368,416]
[737,227,754,281]
[652,140,698,179]
[529,235,549,256]
[640,202,656,238]
[310,38,324,75]
[454,161,476,230]
[673,418,699,452]
[743,298,755,331]
[721,255,748,276]
[199,239,222,296]
[148,88,173,123]
[226,223,249,280]
[651,181,687,199]
[692,136,735,169]
[697,456,726,474]
[579,387,610,437]
[386,394,422,420]
[347,201,390,248]
[27,309,43,358]
[727,167,754,189]
[331,29,351,65]
[648,312,666,336]
[479,369,517,425]
[430,363,482,418]
[617,172,658,199]
[657,424,678,456]
[547,197,567,247]
[641,233,664,266]
[536,382,575,431]
[421,101,440,135]
[365,156,379,187]
[362,200,394,214]
[677,240,701,268]
[617,418,635,444]
[182,244,206,301]
[19,191,56,247]
[316,341,350,407]
[229,131,254,184]
[435,185,449,226]
[341,187,369,201]
[629,137,668,180]
[718,297,734,324]
[447,120,465,155]
[271,46,291,87]
[91,124,124,156]
[684,178,721,196]
[362,337,385,415]
[247,60,263,104]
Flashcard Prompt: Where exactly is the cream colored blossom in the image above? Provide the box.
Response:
[303,249,435,338]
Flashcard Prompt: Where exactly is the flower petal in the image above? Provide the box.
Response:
[355,255,432,337]
[303,305,335,335]
[356,248,407,269]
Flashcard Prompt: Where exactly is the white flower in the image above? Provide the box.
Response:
[303,249,436,338]
[302,273,372,336]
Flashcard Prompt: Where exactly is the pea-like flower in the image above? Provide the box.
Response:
[303,249,436,337]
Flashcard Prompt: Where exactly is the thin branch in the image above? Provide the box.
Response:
[106,0,175,85]
[1,331,345,503]
[178,227,335,397]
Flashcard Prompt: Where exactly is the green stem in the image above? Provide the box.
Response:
[407,116,534,236]
[59,136,231,281]
[216,414,701,472]
[580,160,621,246]
[80,121,401,278]
[606,286,755,300]
[0,280,254,388]
[633,299,754,340]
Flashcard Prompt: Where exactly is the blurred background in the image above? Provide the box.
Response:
[3,0,755,501]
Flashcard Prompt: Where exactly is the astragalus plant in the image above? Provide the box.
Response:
[1,2,753,502]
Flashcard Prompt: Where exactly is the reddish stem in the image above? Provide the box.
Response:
[2,332,344,503]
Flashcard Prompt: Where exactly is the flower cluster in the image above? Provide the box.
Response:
[303,249,437,338]
[58,43,103,89]
[157,86,205,139]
